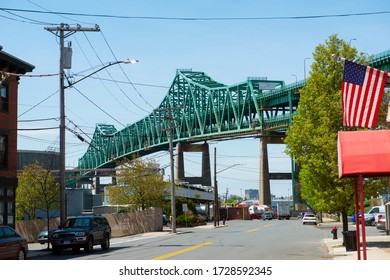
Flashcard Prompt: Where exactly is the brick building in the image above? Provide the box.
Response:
[0,46,34,228]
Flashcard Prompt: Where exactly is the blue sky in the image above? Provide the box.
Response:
[1,1,389,198]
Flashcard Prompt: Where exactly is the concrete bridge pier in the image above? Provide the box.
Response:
[259,137,271,206]
[259,136,284,206]
[176,142,212,186]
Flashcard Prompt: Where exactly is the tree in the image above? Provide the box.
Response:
[284,34,387,231]
[17,161,59,220]
[17,161,59,248]
[106,158,169,211]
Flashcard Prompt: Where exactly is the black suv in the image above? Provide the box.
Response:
[51,215,111,254]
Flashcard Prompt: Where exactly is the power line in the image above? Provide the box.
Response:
[100,30,154,111]
[26,0,95,25]
[71,74,169,88]
[0,7,55,25]
[1,7,389,21]
[18,90,58,118]
[73,33,141,116]
[18,117,59,122]
[70,85,125,127]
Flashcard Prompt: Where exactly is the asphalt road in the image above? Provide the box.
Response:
[34,218,334,260]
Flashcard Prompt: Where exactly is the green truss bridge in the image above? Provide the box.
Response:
[72,50,390,201]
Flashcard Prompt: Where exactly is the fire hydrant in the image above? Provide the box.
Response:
[331,226,338,239]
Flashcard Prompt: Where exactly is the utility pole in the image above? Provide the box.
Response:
[45,23,100,225]
[155,107,182,234]
[213,147,219,227]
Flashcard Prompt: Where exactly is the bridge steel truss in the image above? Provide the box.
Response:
[73,50,390,194]
[77,71,302,173]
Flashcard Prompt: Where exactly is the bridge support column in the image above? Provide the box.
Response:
[259,137,271,206]
[175,142,211,186]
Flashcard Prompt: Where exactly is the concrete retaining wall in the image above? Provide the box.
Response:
[16,208,163,243]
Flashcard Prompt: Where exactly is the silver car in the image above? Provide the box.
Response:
[376,213,386,231]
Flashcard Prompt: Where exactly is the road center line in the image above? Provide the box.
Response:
[152,242,213,260]
[246,228,260,233]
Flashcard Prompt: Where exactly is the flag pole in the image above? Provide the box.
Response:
[354,177,361,260]
[359,174,367,260]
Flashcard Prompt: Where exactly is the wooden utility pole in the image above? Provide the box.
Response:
[154,107,182,234]
[45,24,100,225]
[214,147,219,226]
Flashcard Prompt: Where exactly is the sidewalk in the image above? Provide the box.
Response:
[320,220,390,260]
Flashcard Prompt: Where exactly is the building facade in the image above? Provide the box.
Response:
[0,47,34,228]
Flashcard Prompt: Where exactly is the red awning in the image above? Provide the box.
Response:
[338,130,390,178]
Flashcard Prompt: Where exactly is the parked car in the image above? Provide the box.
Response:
[376,213,386,231]
[351,212,377,226]
[358,206,386,226]
[0,225,28,260]
[302,213,317,225]
[37,230,54,244]
[50,215,111,255]
[262,212,273,220]
[362,214,376,226]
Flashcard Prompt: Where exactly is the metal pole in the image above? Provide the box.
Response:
[354,178,361,260]
[214,147,219,227]
[304,57,310,81]
[359,174,367,260]
[167,110,176,233]
[58,24,66,225]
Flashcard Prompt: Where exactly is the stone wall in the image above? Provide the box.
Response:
[16,208,163,243]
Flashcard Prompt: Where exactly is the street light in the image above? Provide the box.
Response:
[304,57,310,81]
[65,60,139,88]
[291,74,297,84]
[349,38,356,45]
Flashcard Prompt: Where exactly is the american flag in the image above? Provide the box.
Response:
[342,59,388,128]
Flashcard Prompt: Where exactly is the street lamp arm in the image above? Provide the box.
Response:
[64,59,139,88]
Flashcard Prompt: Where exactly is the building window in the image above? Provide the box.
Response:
[0,202,3,224]
[7,202,13,225]
[6,188,13,198]
[0,135,7,168]
[1,83,9,112]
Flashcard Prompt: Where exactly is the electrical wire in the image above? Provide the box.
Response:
[100,30,154,111]
[71,34,140,116]
[18,90,58,118]
[80,32,147,115]
[18,117,59,122]
[26,0,95,25]
[0,8,56,25]
[1,7,389,21]
[70,85,125,127]
[71,74,169,88]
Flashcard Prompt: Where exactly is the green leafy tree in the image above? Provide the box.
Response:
[17,161,60,220]
[106,158,169,210]
[17,162,59,248]
[284,34,387,231]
